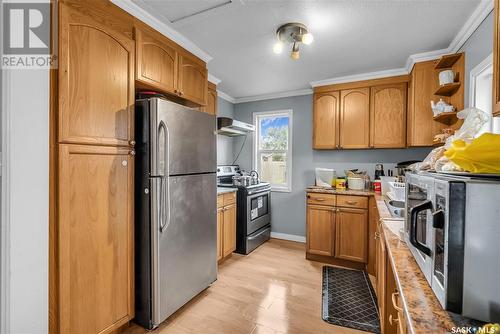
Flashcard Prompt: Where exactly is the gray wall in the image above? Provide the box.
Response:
[216,97,235,165]
[233,94,431,237]
[459,10,494,108]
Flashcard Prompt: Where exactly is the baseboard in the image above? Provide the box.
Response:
[270,232,306,243]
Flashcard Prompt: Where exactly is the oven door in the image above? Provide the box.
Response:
[405,173,435,284]
[246,190,271,235]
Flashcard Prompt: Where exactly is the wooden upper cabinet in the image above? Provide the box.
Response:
[340,88,370,149]
[335,208,368,263]
[204,82,218,115]
[58,144,134,334]
[59,4,134,146]
[313,92,340,149]
[135,26,178,94]
[178,53,208,106]
[306,205,335,256]
[370,83,407,148]
[494,0,500,116]
[407,61,444,146]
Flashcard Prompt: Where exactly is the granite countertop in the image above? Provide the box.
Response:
[306,185,374,196]
[307,187,480,332]
[380,212,482,333]
[217,187,237,195]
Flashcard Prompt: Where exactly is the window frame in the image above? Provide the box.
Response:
[253,109,293,192]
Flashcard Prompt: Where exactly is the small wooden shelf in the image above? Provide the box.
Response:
[433,111,458,124]
[434,82,461,96]
[434,54,462,69]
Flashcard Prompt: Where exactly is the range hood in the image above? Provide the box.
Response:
[217,117,255,137]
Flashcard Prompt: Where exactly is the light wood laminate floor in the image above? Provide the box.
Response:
[123,239,367,334]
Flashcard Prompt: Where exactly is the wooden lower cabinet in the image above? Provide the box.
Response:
[217,207,224,261]
[335,208,368,262]
[376,222,387,333]
[223,203,237,257]
[58,144,134,334]
[376,222,407,334]
[217,193,237,262]
[306,205,335,256]
[306,193,369,266]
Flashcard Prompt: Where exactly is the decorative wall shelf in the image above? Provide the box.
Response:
[433,111,458,124]
[434,82,461,96]
[434,54,462,69]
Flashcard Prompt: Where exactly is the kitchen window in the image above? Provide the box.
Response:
[253,110,293,192]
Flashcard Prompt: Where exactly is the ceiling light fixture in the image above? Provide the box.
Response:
[273,22,313,60]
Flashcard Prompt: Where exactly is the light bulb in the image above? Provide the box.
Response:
[290,50,300,60]
[273,42,283,54]
[301,33,314,45]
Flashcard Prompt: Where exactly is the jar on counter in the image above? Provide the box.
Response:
[335,177,346,190]
[373,180,382,193]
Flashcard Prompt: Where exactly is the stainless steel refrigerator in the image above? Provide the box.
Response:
[134,98,217,329]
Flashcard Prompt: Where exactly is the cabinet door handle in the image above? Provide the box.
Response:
[346,200,358,205]
[374,232,380,240]
[392,292,403,312]
[129,140,136,146]
[314,198,325,201]
[129,150,136,156]
[336,208,340,213]
[389,314,399,325]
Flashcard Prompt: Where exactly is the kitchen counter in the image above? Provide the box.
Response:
[306,185,374,196]
[378,203,482,333]
[307,186,481,333]
[217,187,237,195]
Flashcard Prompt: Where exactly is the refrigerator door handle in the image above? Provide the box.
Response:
[160,122,171,233]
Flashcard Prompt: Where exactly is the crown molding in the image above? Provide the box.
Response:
[234,88,313,104]
[308,1,493,90]
[110,0,213,63]
[310,68,408,88]
[217,90,236,103]
[405,48,449,72]
[208,73,221,85]
[449,0,494,53]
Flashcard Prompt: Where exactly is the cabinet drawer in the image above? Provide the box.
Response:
[337,195,368,209]
[217,194,224,208]
[307,193,336,206]
[223,192,236,206]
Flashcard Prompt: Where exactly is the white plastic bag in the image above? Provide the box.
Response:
[445,107,491,147]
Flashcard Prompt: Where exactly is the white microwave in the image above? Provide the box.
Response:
[405,172,500,323]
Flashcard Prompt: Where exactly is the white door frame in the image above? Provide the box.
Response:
[1,68,11,334]
[469,52,493,108]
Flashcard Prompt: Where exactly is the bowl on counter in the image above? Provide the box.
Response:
[347,177,365,190]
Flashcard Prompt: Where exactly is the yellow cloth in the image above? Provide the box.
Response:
[444,133,500,173]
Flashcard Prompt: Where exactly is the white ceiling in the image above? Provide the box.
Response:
[132,0,481,99]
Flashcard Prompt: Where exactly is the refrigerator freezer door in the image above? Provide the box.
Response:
[150,98,216,176]
[152,173,217,326]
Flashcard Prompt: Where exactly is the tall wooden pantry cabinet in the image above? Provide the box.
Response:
[54,2,135,333]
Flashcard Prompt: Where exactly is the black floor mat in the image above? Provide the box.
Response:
[322,266,381,333]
